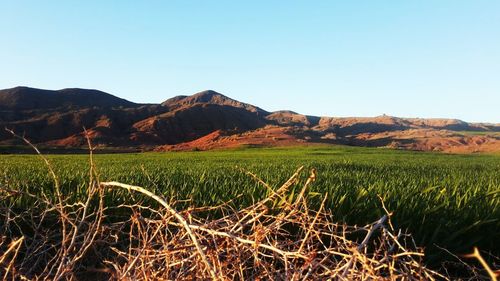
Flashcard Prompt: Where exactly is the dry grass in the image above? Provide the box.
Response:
[0,130,497,280]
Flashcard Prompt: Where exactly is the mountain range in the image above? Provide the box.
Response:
[1,86,499,153]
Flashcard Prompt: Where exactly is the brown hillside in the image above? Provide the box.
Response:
[0,86,138,110]
[1,86,499,153]
[0,105,167,145]
[162,90,268,115]
[132,104,267,144]
[155,126,310,151]
[266,111,320,127]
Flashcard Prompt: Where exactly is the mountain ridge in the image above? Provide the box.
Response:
[0,86,138,110]
[162,90,268,115]
[0,86,499,153]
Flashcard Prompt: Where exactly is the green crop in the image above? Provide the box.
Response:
[1,145,499,263]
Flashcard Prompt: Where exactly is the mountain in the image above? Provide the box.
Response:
[132,104,267,144]
[1,86,499,153]
[0,86,137,110]
[0,87,166,145]
[162,90,268,115]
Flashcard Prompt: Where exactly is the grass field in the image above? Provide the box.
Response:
[1,145,499,265]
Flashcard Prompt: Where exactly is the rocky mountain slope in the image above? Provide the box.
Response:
[1,86,499,153]
[0,86,137,110]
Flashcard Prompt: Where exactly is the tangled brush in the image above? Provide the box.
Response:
[0,164,447,280]
[99,167,448,280]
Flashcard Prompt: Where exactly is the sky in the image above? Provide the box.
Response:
[0,1,499,123]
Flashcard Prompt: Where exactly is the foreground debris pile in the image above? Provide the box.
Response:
[1,162,456,280]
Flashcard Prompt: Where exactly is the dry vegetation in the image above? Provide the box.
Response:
[0,132,498,280]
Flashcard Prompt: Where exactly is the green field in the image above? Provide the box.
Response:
[1,145,499,263]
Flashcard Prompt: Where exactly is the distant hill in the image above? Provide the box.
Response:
[0,86,138,110]
[162,90,268,115]
[1,86,499,153]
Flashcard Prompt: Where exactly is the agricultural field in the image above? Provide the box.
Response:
[1,145,499,267]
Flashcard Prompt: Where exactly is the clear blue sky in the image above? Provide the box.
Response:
[1,1,499,122]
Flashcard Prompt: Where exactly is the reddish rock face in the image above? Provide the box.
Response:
[1,86,499,153]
